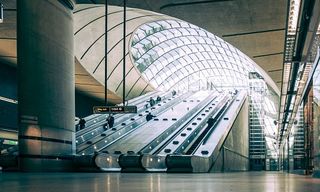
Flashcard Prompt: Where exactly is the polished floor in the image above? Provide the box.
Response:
[0,171,319,192]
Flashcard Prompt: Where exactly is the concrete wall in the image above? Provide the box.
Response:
[0,62,102,130]
[0,63,17,100]
[0,101,17,130]
[75,91,103,118]
[17,0,76,171]
[211,98,249,172]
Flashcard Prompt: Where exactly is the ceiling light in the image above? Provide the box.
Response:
[0,3,3,23]
[287,0,301,35]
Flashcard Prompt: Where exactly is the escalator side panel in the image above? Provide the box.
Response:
[191,91,247,172]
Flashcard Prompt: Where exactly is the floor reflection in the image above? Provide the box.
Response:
[0,172,319,192]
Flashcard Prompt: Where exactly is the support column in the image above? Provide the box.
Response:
[17,0,75,171]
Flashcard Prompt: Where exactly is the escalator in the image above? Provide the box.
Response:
[93,90,247,172]
[77,91,191,155]
[94,91,217,171]
[75,91,162,145]
[166,90,247,172]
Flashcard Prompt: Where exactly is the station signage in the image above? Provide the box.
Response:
[93,106,137,114]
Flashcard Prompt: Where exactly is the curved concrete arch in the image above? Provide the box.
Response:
[74,5,170,101]
[74,4,280,104]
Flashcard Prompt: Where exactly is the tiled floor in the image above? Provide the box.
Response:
[0,171,319,192]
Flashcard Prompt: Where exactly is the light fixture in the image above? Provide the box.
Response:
[287,0,301,35]
[0,3,3,23]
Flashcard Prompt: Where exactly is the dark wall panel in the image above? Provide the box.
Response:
[0,63,103,130]
[0,63,18,130]
[75,91,103,118]
[0,63,17,100]
[0,101,18,130]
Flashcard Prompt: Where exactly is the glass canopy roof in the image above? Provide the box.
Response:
[129,19,274,92]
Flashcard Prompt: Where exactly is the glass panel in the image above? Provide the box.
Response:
[130,19,276,97]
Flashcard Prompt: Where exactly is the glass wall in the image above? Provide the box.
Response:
[248,73,266,170]
[313,53,320,175]
[292,106,305,170]
[304,84,314,174]
[248,72,279,170]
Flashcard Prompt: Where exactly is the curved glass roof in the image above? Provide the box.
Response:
[130,19,277,92]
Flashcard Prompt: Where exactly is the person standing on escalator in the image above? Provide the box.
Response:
[156,96,161,103]
[108,114,115,129]
[172,90,176,96]
[79,118,86,130]
[146,112,156,121]
[103,114,115,130]
[149,97,156,107]
[207,117,214,128]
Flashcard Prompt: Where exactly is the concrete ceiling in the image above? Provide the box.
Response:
[0,0,16,67]
[0,0,287,99]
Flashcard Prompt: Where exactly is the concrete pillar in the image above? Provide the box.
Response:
[17,0,75,171]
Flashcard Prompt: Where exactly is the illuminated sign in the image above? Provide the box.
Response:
[3,139,18,145]
[0,3,3,23]
[93,106,137,114]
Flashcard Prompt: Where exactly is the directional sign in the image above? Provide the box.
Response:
[93,106,137,114]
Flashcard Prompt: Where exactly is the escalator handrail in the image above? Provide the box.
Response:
[185,95,233,154]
